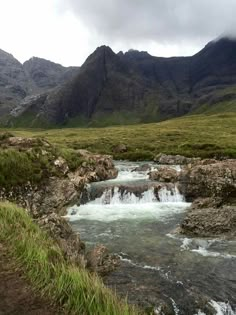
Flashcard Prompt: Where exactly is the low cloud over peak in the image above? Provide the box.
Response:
[57,0,236,45]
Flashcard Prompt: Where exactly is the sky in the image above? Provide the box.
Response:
[0,0,236,67]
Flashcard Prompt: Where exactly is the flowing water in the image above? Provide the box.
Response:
[66,161,236,315]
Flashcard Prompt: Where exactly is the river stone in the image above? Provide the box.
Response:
[180,205,236,237]
[132,164,151,172]
[86,245,120,275]
[149,167,179,183]
[179,159,236,202]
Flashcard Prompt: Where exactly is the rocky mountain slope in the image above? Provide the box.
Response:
[0,50,79,120]
[1,37,236,127]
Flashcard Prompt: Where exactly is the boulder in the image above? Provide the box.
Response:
[149,167,179,183]
[112,144,127,153]
[179,159,236,202]
[76,153,118,181]
[86,244,120,275]
[132,164,151,172]
[154,153,200,165]
[180,205,236,237]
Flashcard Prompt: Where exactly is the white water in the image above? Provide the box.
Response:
[67,185,187,222]
[106,161,181,183]
[67,161,236,315]
[175,236,236,259]
[210,301,236,315]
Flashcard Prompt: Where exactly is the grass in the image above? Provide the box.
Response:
[1,112,236,160]
[0,202,140,315]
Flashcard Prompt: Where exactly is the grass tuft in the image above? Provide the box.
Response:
[0,202,140,315]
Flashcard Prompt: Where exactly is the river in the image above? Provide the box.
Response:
[66,161,236,315]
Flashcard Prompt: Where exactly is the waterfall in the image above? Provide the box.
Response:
[89,185,184,205]
[158,186,184,203]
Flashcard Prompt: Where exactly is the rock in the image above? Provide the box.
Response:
[37,212,85,265]
[180,205,236,237]
[132,164,151,172]
[179,159,236,202]
[54,157,69,175]
[86,244,120,275]
[190,197,223,209]
[112,144,128,153]
[30,178,79,217]
[154,153,200,165]
[6,136,50,148]
[149,167,179,183]
[76,153,118,181]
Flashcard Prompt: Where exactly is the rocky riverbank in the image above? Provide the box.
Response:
[149,155,236,238]
[0,133,118,272]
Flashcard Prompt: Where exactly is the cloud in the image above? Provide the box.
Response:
[57,0,236,45]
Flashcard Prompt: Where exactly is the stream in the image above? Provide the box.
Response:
[67,161,236,315]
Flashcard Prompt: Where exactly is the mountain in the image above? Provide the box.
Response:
[0,51,80,120]
[0,49,29,116]
[23,57,79,93]
[3,37,236,127]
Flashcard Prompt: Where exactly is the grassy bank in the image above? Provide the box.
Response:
[0,202,139,315]
[1,112,236,160]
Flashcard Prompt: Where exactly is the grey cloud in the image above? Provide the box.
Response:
[57,0,236,46]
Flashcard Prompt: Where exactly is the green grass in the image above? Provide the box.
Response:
[0,202,140,315]
[2,112,236,160]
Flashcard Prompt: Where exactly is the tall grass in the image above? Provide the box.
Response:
[0,202,140,315]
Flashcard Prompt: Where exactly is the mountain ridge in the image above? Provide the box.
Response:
[1,37,236,127]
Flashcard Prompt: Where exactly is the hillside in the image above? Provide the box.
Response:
[7,37,236,127]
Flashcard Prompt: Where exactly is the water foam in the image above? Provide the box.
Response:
[210,300,236,315]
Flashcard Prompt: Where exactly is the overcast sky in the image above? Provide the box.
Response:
[0,0,235,67]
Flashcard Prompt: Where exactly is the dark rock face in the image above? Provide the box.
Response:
[23,57,79,92]
[0,50,79,121]
[0,49,29,116]
[10,37,236,127]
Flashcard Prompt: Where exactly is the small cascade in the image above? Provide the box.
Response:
[66,160,236,314]
[158,186,184,203]
[89,185,184,205]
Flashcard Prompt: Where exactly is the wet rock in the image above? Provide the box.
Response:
[179,159,236,202]
[37,212,86,266]
[132,164,151,172]
[180,205,236,237]
[112,144,127,153]
[154,153,200,165]
[149,167,179,183]
[86,244,120,275]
